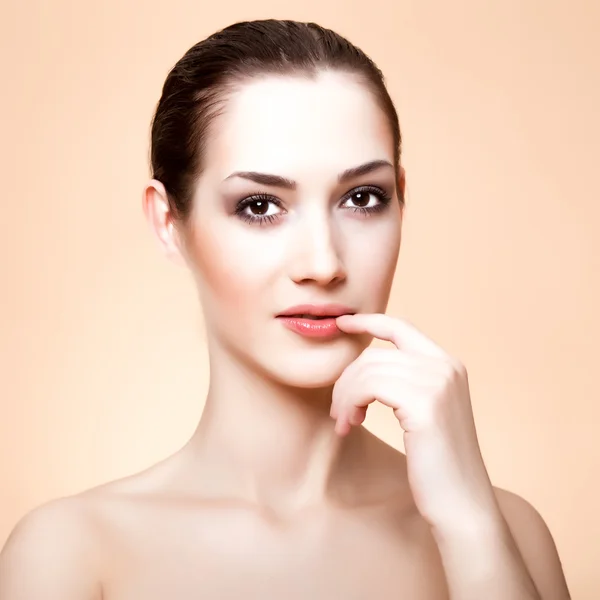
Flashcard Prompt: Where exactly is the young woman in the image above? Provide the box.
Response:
[0,19,570,600]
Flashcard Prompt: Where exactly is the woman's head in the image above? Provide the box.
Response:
[144,19,405,388]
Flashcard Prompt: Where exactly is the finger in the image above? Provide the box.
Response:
[334,405,368,437]
[334,413,352,437]
[349,406,369,425]
[338,378,432,435]
[335,375,405,430]
[349,351,448,376]
[336,313,445,359]
[330,351,438,420]
[330,346,382,419]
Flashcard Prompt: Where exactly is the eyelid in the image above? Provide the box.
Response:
[236,192,285,209]
[339,184,393,206]
[233,182,393,223]
[340,183,389,199]
[238,183,391,205]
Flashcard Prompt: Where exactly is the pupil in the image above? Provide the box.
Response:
[353,192,369,207]
[251,200,268,215]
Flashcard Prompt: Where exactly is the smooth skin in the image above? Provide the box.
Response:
[0,71,571,599]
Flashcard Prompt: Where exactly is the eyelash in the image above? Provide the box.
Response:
[234,185,393,226]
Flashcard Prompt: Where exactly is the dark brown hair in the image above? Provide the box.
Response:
[149,19,403,223]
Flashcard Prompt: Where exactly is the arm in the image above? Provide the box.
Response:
[431,487,571,600]
[0,498,103,600]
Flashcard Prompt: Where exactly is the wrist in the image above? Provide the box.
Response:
[430,508,507,547]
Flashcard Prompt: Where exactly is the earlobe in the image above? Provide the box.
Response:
[142,180,187,267]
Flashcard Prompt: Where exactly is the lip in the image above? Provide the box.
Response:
[276,304,356,318]
[275,304,356,339]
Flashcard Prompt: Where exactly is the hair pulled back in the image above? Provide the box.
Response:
[150,19,403,223]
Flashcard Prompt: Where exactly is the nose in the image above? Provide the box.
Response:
[287,209,347,286]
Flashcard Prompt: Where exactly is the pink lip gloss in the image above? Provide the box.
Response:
[276,316,342,338]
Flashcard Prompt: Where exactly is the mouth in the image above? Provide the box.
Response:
[275,304,356,339]
[276,304,356,319]
[286,315,336,320]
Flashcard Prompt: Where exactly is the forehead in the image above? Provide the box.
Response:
[204,71,395,183]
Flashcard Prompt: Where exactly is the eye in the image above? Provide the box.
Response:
[234,194,285,225]
[234,185,393,226]
[340,185,392,216]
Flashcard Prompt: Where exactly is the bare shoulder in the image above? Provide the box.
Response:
[0,494,105,599]
[0,452,189,600]
[493,486,571,599]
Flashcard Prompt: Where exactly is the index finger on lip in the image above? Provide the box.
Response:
[336,313,445,358]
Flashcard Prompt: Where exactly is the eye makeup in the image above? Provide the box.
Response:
[233,184,394,226]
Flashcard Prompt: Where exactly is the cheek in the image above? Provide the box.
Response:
[189,225,276,312]
[346,220,401,289]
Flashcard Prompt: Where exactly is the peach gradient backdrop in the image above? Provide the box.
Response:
[1,0,598,596]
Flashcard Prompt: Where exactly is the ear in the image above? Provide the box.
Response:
[141,180,188,268]
[398,165,406,201]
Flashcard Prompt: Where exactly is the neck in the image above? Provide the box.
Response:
[186,339,367,514]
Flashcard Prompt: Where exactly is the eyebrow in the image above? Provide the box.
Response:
[222,159,394,190]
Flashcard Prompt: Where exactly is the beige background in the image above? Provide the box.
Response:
[1,0,598,596]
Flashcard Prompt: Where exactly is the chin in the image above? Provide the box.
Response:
[263,344,363,389]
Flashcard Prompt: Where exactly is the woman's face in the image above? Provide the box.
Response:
[177,71,403,387]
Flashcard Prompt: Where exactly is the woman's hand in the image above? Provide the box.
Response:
[332,312,501,532]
